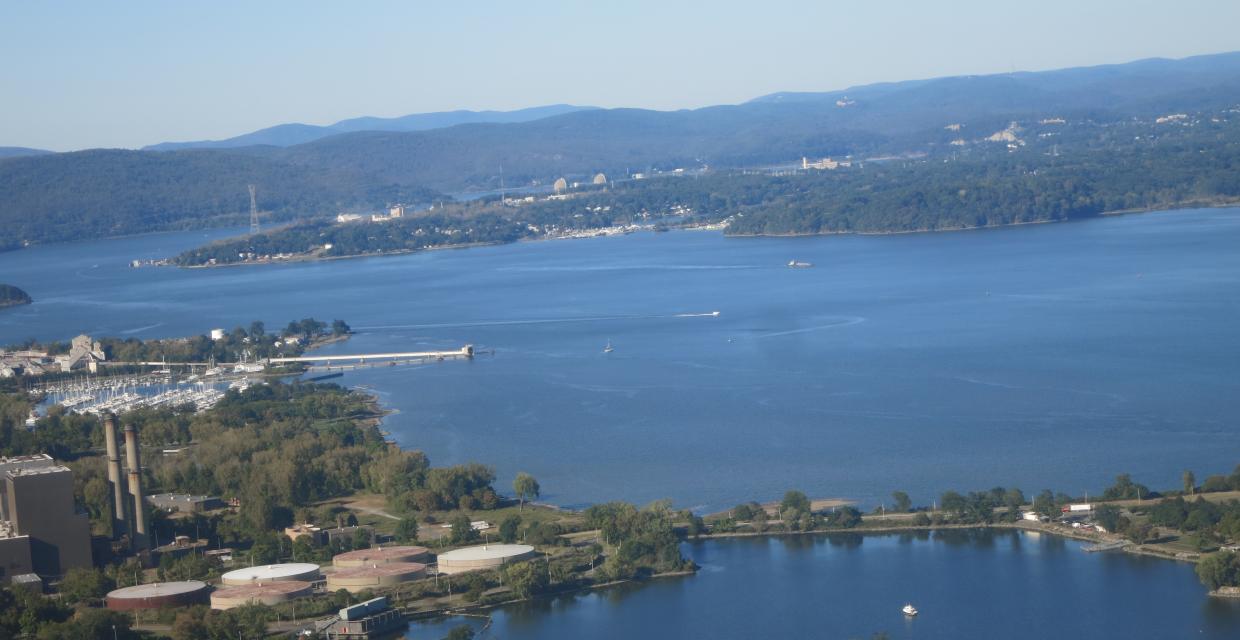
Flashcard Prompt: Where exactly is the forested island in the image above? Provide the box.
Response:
[175,109,1240,266]
[0,284,31,308]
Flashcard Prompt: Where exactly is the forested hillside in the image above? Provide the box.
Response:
[174,111,1240,265]
[6,52,1240,250]
[0,149,439,250]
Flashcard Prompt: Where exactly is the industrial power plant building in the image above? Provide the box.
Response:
[0,454,91,579]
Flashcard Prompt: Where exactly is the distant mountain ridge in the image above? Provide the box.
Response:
[5,50,1240,249]
[143,104,597,151]
[0,147,53,159]
[232,51,1240,192]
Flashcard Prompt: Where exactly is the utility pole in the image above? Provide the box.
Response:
[248,184,259,236]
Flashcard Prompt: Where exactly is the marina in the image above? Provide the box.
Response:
[28,373,237,419]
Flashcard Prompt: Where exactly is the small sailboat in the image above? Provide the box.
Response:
[902,603,918,617]
[603,340,614,354]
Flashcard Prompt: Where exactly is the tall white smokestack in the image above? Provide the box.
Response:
[103,414,127,538]
[123,423,147,551]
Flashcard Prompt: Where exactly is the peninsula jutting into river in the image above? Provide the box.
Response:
[166,106,1240,269]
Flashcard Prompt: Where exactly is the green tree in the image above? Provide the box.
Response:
[1094,504,1123,533]
[331,319,351,336]
[781,490,811,517]
[1184,470,1196,495]
[1102,474,1151,501]
[1003,488,1026,522]
[445,625,476,640]
[732,502,765,522]
[499,514,521,543]
[1196,551,1240,591]
[1033,490,1057,519]
[395,517,419,542]
[501,560,549,599]
[57,567,114,605]
[891,491,912,513]
[35,608,136,640]
[513,472,540,510]
[449,513,478,544]
[826,506,862,528]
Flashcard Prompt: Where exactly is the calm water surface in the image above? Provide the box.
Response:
[407,531,1240,640]
[3,210,1239,635]
[1,209,1236,511]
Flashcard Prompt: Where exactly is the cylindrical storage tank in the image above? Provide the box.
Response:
[333,545,429,568]
[326,562,427,593]
[436,544,535,575]
[106,581,210,611]
[220,563,320,586]
[210,581,313,610]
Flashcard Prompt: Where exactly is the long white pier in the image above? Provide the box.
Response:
[267,345,474,365]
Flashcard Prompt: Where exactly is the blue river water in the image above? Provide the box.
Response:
[2,208,1239,635]
[2,209,1237,512]
[407,530,1240,640]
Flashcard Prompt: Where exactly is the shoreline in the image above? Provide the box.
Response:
[171,198,1240,270]
[401,520,1196,628]
[724,197,1240,239]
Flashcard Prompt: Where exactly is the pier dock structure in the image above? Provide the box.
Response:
[266,345,474,367]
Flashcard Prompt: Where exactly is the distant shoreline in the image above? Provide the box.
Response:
[173,199,1240,270]
[725,198,1240,239]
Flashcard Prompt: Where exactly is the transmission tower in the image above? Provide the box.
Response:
[248,184,259,235]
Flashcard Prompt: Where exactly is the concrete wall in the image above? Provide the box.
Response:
[0,536,32,581]
[6,468,92,576]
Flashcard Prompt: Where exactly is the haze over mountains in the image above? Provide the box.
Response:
[0,147,52,159]
[3,51,1240,249]
[143,104,596,151]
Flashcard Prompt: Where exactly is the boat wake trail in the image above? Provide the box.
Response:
[752,316,866,339]
[120,322,165,334]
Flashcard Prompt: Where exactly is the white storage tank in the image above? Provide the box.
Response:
[220,563,320,586]
[436,544,535,575]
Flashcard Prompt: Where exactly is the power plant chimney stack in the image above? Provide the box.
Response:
[123,423,148,551]
[103,414,128,538]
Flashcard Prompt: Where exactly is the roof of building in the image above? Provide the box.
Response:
[211,580,313,598]
[0,454,53,465]
[333,545,428,564]
[5,464,71,478]
[107,581,208,599]
[437,544,534,562]
[221,563,320,583]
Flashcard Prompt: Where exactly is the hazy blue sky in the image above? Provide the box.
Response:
[3,0,1239,150]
